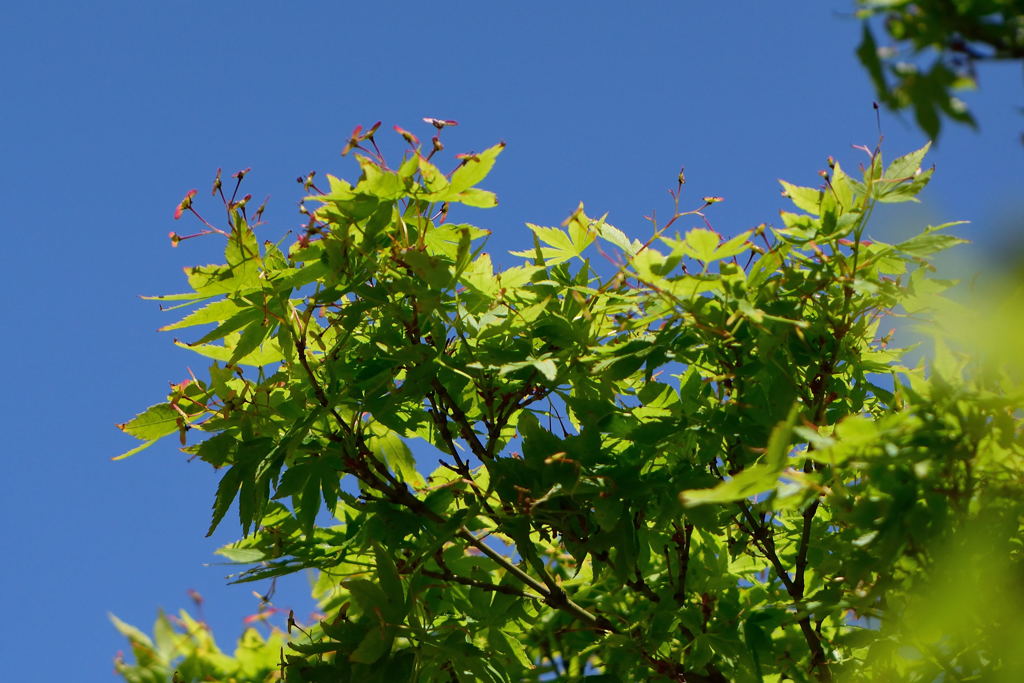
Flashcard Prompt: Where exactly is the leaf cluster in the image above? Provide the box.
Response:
[112,128,1023,682]
[856,0,1024,140]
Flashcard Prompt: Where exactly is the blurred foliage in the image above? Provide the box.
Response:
[112,609,285,683]
[856,0,1024,140]
[112,124,1023,681]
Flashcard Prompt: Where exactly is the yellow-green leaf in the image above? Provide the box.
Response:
[117,403,178,440]
[779,180,823,215]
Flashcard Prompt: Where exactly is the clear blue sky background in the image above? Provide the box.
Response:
[2,2,1021,679]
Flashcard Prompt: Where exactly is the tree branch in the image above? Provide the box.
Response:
[455,527,614,632]
[672,522,693,604]
[431,378,490,461]
[422,563,534,599]
[794,498,820,598]
[735,501,831,680]
[426,391,496,516]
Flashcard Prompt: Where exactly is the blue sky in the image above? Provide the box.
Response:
[2,2,1021,679]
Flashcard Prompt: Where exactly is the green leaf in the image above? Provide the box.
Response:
[225,213,261,274]
[141,291,216,303]
[513,224,576,264]
[227,319,274,366]
[597,218,639,256]
[531,358,558,381]
[296,471,322,538]
[712,229,753,260]
[349,626,394,664]
[680,406,798,507]
[187,431,238,468]
[498,357,558,382]
[175,337,284,367]
[345,578,392,618]
[912,95,941,144]
[895,221,968,257]
[193,308,263,345]
[564,203,597,255]
[446,142,505,196]
[417,155,449,194]
[184,262,260,297]
[779,180,823,216]
[764,403,801,470]
[117,403,179,441]
[112,439,159,461]
[814,414,883,465]
[678,228,721,262]
[207,465,243,537]
[488,629,534,669]
[374,542,404,607]
[885,142,931,182]
[829,162,856,210]
[152,611,177,660]
[679,464,777,507]
[451,187,498,208]
[158,298,241,332]
[425,223,489,261]
[355,155,404,200]
[856,25,895,107]
[109,614,156,649]
[216,546,267,563]
[371,431,424,487]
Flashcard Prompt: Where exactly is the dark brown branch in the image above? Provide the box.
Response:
[794,498,820,598]
[293,322,365,454]
[672,522,694,604]
[420,568,531,598]
[431,378,490,461]
[426,392,497,517]
[626,573,660,602]
[426,393,470,473]
[734,501,831,680]
[455,527,614,632]
[375,474,614,633]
